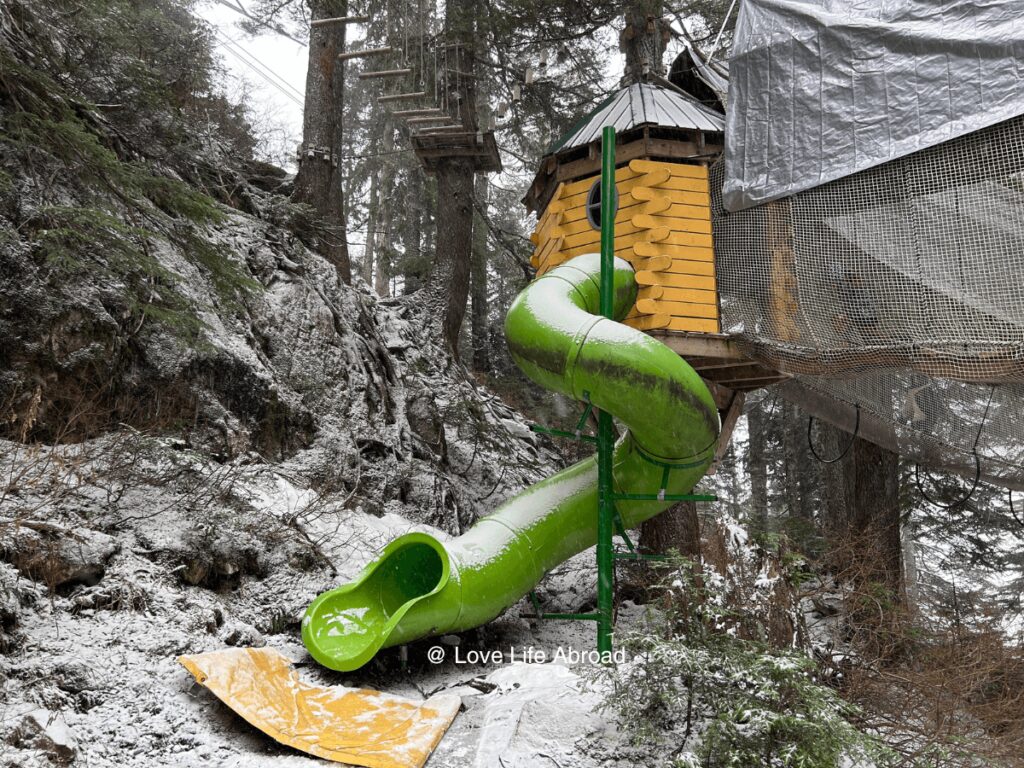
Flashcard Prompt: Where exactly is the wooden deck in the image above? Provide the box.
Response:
[410,129,502,173]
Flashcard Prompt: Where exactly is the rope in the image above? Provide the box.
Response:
[807,404,861,464]
[418,0,425,86]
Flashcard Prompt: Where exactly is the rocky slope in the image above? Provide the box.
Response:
[0,2,573,764]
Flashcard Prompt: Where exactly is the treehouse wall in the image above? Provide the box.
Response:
[529,159,720,334]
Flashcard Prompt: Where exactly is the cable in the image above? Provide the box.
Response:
[215,30,305,104]
[217,45,304,107]
[807,404,861,464]
[211,0,307,47]
[915,386,994,510]
[915,454,980,511]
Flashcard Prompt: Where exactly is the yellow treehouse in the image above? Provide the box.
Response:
[523,82,725,336]
[523,81,786,460]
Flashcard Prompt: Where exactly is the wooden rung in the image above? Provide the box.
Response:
[338,46,392,61]
[359,69,412,79]
[415,125,464,133]
[406,116,451,124]
[378,92,428,104]
[393,109,443,118]
[311,15,370,27]
[384,101,433,111]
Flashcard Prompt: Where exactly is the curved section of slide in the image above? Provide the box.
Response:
[302,253,720,672]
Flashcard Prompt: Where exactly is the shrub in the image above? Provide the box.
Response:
[593,557,896,767]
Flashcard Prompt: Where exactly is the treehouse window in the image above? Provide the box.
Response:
[585,179,618,230]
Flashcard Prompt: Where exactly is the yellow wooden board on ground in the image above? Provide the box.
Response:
[179,647,459,768]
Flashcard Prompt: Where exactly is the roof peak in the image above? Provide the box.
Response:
[545,81,725,157]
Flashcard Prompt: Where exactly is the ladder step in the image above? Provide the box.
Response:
[378,92,428,104]
[406,116,452,124]
[311,15,370,27]
[337,46,392,61]
[415,125,466,134]
[391,108,444,117]
[359,68,412,80]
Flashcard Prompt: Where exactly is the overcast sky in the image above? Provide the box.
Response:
[197,1,308,165]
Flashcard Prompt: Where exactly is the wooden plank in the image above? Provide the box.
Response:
[648,332,744,360]
[379,94,430,105]
[359,68,412,79]
[557,169,707,209]
[557,195,654,226]
[534,235,563,268]
[633,255,672,272]
[658,175,713,193]
[561,165,641,196]
[537,245,566,274]
[633,239,714,257]
[629,158,707,180]
[553,207,712,248]
[636,271,717,292]
[555,139,698,184]
[717,374,789,389]
[766,199,801,342]
[657,285,718,304]
[560,227,688,252]
[637,298,719,319]
[532,210,563,244]
[705,390,746,475]
[631,213,711,232]
[624,314,672,331]
[558,185,709,213]
[338,46,392,60]
[636,285,665,300]
[666,316,721,334]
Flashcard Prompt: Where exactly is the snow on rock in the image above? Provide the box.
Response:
[7,708,78,765]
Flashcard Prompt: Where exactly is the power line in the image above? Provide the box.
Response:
[214,30,305,107]
[211,0,307,46]
[215,29,305,100]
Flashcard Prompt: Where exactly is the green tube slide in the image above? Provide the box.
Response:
[302,253,720,671]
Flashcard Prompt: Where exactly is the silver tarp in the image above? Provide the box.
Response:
[722,0,1024,212]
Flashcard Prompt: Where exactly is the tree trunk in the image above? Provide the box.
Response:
[373,114,396,297]
[823,428,902,596]
[747,400,769,531]
[639,501,701,561]
[431,157,475,355]
[470,174,490,372]
[782,399,801,518]
[620,0,670,83]
[293,0,352,284]
[421,0,477,356]
[402,169,424,295]
[363,132,380,284]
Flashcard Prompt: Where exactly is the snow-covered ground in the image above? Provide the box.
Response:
[0,435,662,767]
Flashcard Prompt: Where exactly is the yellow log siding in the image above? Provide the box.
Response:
[530,159,720,334]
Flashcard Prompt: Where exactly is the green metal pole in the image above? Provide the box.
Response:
[597,125,616,656]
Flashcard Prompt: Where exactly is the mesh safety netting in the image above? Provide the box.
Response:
[710,114,1024,490]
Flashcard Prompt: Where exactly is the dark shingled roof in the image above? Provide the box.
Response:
[547,82,725,155]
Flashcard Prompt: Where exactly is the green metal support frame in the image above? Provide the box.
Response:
[596,125,617,654]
